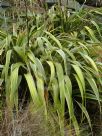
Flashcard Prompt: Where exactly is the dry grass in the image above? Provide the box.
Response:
[0,106,93,136]
[0,106,62,136]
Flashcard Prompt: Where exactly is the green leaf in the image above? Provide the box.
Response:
[37,37,44,52]
[64,75,73,115]
[0,79,3,86]
[16,32,26,47]
[63,48,76,61]
[52,77,64,136]
[0,30,7,39]
[76,101,92,130]
[35,58,46,81]
[24,73,40,106]
[47,61,55,84]
[72,64,85,92]
[55,62,65,114]
[52,78,60,108]
[2,50,12,82]
[41,37,52,48]
[56,49,67,74]
[54,63,65,136]
[86,76,101,109]
[45,31,62,48]
[84,26,99,42]
[91,20,101,38]
[81,54,99,73]
[14,46,27,62]
[36,75,45,105]
[64,75,80,136]
[85,93,101,101]
[74,74,84,102]
[10,63,22,108]
[27,50,36,63]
